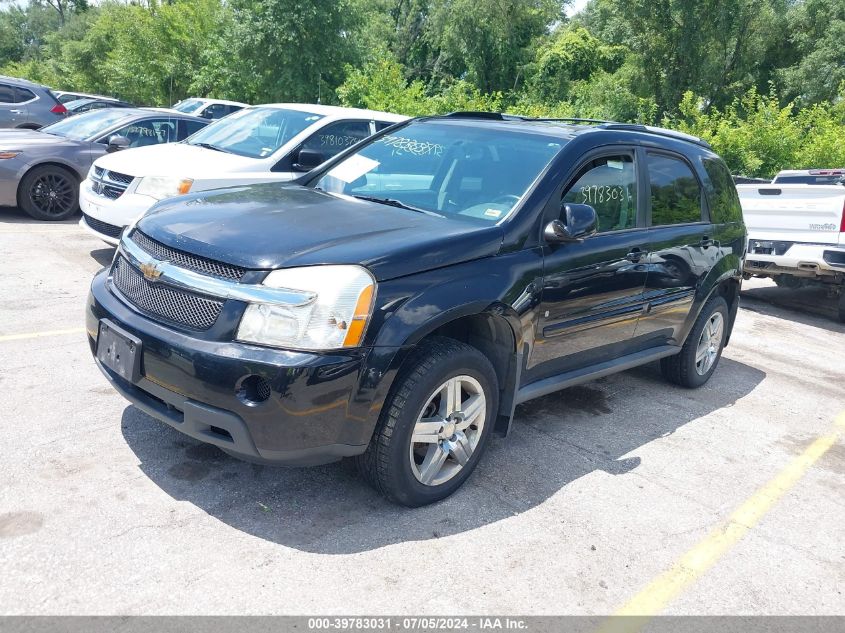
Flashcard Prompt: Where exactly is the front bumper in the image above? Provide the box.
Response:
[87,269,401,465]
[79,181,155,243]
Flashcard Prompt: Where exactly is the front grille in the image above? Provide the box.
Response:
[111,255,223,330]
[107,170,134,185]
[90,168,133,200]
[83,213,123,239]
[131,230,246,281]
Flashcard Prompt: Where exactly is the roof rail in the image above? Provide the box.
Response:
[443,111,512,120]
[600,123,712,149]
[531,117,616,125]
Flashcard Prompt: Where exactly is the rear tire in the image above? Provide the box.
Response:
[837,290,845,323]
[660,296,729,388]
[18,165,79,221]
[355,336,498,507]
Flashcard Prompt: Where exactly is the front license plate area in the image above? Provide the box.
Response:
[97,319,142,383]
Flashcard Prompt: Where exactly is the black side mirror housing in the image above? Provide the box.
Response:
[292,148,326,172]
[107,134,131,152]
[544,203,598,243]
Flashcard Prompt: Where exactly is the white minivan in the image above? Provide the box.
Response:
[79,103,407,244]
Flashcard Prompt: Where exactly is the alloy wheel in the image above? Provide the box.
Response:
[409,375,486,486]
[695,312,724,375]
[30,172,74,217]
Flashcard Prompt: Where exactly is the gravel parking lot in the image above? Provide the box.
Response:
[1,210,843,616]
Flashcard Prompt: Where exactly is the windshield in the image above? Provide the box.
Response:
[313,121,566,223]
[173,99,203,114]
[185,106,324,158]
[40,109,134,141]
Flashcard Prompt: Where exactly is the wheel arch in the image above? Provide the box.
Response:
[383,307,522,437]
[17,160,82,200]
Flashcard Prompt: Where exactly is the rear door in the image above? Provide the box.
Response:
[635,150,717,345]
[0,83,24,127]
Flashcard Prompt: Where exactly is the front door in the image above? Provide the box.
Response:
[528,149,648,383]
[636,151,718,345]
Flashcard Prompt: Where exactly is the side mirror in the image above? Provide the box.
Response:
[544,203,598,243]
[292,148,326,172]
[107,134,130,152]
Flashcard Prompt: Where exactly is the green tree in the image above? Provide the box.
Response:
[779,0,845,104]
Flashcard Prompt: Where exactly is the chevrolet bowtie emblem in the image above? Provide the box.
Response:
[139,261,163,281]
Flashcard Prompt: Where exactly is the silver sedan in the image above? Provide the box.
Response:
[0,108,207,220]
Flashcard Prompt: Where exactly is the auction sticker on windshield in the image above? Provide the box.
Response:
[328,154,380,183]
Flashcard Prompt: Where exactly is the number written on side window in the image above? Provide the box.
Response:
[563,155,637,233]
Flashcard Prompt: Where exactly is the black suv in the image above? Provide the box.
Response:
[86,113,746,506]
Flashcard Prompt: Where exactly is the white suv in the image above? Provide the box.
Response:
[79,104,407,244]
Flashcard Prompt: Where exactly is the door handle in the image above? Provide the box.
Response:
[10,109,22,114]
[625,248,644,262]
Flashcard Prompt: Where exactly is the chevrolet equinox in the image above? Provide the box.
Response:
[87,113,747,506]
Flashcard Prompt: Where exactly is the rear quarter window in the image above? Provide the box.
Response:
[702,157,743,224]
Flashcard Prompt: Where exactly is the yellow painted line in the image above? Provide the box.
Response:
[0,327,86,343]
[597,411,845,633]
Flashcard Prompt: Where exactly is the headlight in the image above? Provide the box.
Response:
[135,176,193,200]
[236,265,376,350]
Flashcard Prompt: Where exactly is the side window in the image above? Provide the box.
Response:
[647,153,703,226]
[562,155,638,233]
[0,84,15,104]
[109,119,177,147]
[179,119,206,140]
[202,103,228,119]
[14,87,35,103]
[301,120,371,160]
[227,105,244,115]
[375,120,395,131]
[702,157,742,224]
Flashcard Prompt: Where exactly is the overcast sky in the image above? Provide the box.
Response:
[566,0,589,16]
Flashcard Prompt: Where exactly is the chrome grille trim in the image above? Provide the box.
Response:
[90,168,134,200]
[132,230,246,281]
[119,234,316,308]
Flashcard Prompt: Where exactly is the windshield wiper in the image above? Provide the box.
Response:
[352,195,443,217]
[190,142,232,154]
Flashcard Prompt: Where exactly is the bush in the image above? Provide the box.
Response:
[667,88,845,178]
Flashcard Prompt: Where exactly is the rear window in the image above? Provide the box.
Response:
[773,175,844,185]
[702,157,743,224]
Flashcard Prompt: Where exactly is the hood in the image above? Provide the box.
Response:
[0,130,76,149]
[135,183,504,281]
[95,142,262,178]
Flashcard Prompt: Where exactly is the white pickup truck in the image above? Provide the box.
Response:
[737,179,845,322]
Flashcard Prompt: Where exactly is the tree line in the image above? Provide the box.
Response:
[2,0,844,177]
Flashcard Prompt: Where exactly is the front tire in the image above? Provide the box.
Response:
[356,336,498,507]
[660,296,729,388]
[18,165,79,221]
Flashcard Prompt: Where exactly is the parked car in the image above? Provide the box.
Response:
[87,113,746,506]
[738,180,845,321]
[80,104,407,244]
[171,98,247,120]
[55,91,121,105]
[0,75,67,129]
[0,108,207,221]
[64,97,134,115]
